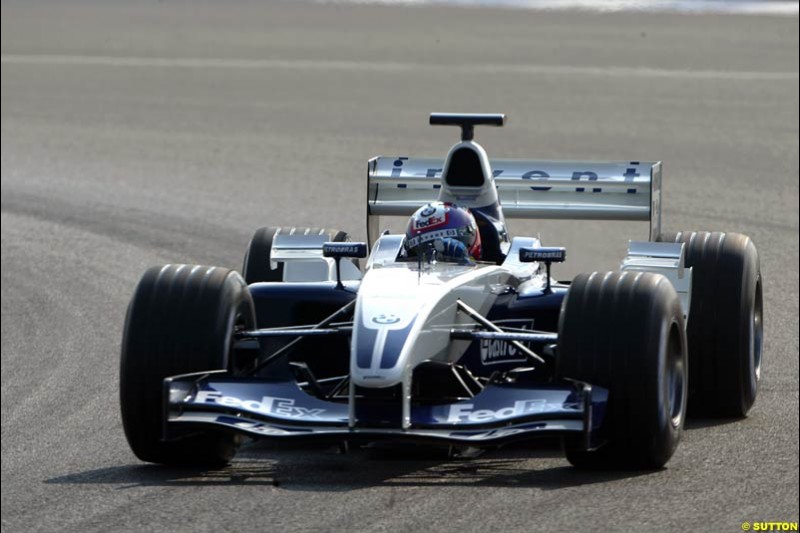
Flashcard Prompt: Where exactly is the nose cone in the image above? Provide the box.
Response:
[350,261,499,388]
[351,269,423,387]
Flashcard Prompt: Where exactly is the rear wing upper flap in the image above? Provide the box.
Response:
[367,156,662,245]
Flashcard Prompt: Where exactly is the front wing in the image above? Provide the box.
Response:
[164,372,608,448]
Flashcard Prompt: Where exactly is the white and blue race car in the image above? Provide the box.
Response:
[120,113,763,469]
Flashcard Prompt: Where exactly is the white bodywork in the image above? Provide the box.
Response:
[352,234,542,388]
[351,263,512,387]
[436,140,500,209]
[621,241,692,321]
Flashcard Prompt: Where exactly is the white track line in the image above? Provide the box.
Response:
[2,54,797,81]
[326,0,799,16]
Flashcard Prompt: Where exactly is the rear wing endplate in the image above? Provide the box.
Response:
[366,157,661,245]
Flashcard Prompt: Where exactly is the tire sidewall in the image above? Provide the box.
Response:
[727,238,761,414]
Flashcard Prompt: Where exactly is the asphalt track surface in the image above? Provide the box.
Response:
[2,1,798,531]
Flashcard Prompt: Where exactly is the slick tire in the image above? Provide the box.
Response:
[658,231,763,417]
[242,227,352,284]
[557,271,688,470]
[120,264,256,466]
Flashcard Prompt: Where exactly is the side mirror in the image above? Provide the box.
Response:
[323,242,368,259]
[519,247,566,292]
[519,247,566,263]
[323,242,368,289]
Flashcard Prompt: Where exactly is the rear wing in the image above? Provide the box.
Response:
[366,157,661,245]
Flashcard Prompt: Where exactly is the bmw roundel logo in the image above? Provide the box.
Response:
[420,205,436,217]
[372,314,401,325]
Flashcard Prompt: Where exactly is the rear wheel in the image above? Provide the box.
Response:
[658,231,762,417]
[120,264,255,465]
[242,227,352,284]
[557,271,687,470]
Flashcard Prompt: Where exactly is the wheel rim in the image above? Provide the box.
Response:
[751,278,764,384]
[666,323,686,428]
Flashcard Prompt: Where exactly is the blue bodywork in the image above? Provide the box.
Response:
[166,373,607,446]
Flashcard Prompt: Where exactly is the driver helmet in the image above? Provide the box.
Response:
[404,202,481,262]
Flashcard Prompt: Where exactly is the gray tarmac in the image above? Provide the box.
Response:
[1,1,798,531]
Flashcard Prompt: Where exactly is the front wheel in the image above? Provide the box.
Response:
[120,264,255,465]
[556,271,688,470]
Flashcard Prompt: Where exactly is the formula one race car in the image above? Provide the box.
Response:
[120,113,763,470]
